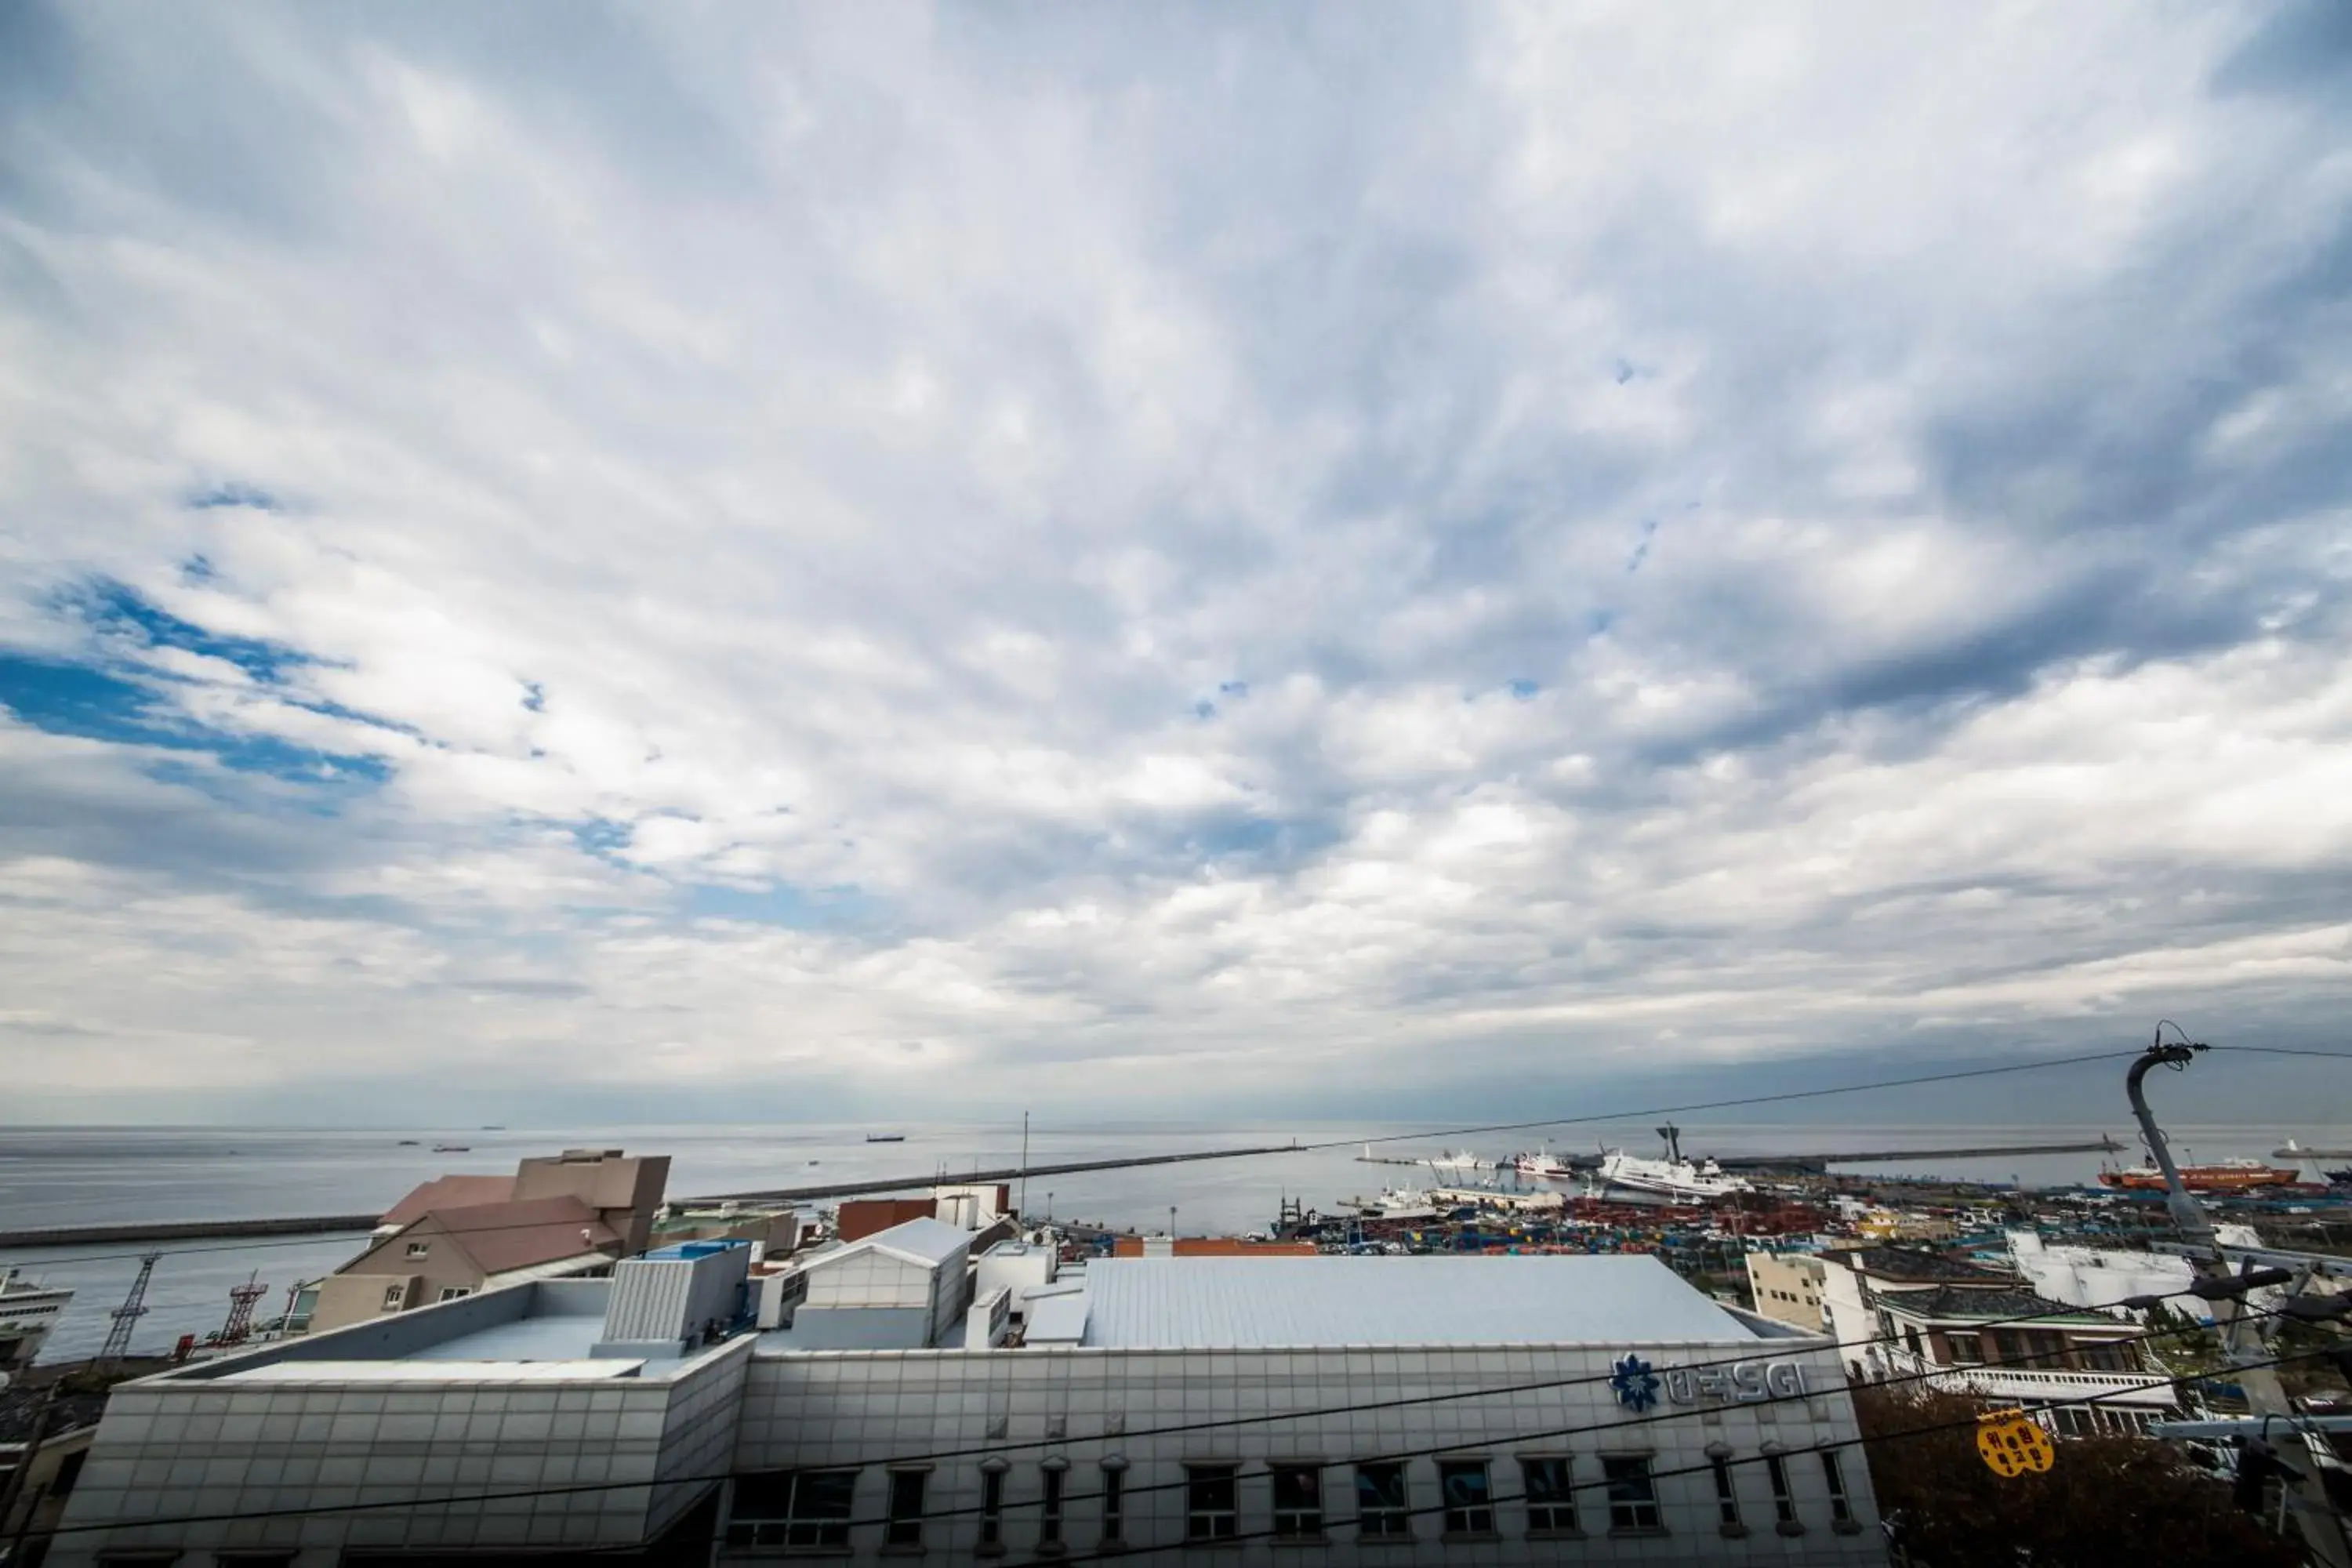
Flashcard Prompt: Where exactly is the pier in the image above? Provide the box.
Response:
[1714,1136,2121,1173]
[0,1213,377,1250]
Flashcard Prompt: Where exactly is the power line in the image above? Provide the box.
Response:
[32,1278,2318,1541]
[1302,1047,2144,1152]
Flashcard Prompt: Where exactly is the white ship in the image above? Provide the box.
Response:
[1594,1124,1753,1203]
[1424,1149,1496,1174]
[1510,1145,1573,1180]
[1,1266,74,1372]
[1357,1187,1443,1222]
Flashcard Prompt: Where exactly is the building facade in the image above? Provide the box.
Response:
[1744,1252,1828,1333]
[1820,1244,2180,1436]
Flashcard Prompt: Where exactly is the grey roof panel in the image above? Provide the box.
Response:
[859,1217,973,1265]
[1078,1256,1760,1348]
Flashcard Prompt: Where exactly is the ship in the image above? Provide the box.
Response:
[865,1133,907,1143]
[1510,1146,1573,1179]
[2097,1158,2299,1193]
[1593,1124,1754,1203]
[1,1266,74,1374]
[1424,1149,1496,1173]
[1356,1187,1443,1222]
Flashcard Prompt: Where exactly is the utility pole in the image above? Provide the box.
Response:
[2127,1028,2352,1566]
[95,1250,161,1374]
[1020,1112,1030,1222]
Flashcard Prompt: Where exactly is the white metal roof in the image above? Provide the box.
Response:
[857,1216,973,1267]
[1077,1255,1761,1348]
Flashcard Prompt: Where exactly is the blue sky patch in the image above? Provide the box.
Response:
[67,577,310,684]
[187,481,280,511]
[684,880,880,929]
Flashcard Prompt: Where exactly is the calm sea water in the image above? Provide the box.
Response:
[5,1119,2346,1363]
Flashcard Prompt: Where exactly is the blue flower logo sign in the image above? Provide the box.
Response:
[1611,1353,1661,1414]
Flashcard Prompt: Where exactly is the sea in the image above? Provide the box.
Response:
[5,1118,2348,1364]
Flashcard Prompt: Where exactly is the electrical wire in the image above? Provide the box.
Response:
[29,1277,2322,1542]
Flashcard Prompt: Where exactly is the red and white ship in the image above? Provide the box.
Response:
[2097,1158,2298,1193]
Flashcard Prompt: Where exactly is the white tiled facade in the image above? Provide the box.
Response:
[51,1243,1886,1567]
[726,1338,1883,1566]
[51,1338,747,1564]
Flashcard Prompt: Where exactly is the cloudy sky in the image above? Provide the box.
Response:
[2,2,2348,1126]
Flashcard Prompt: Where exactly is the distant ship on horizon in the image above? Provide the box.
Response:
[866,1132,906,1143]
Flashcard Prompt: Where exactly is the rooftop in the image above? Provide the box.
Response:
[1077,1255,1764,1349]
[1841,1246,2017,1284]
[847,1216,972,1268]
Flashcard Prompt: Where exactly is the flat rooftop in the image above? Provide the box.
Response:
[1078,1254,1764,1348]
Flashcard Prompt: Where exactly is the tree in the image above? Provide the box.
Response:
[1855,1386,2304,1567]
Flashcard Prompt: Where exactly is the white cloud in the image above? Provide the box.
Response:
[1,1,2349,1120]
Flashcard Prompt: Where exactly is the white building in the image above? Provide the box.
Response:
[53,1225,1886,1566]
[2005,1230,2198,1319]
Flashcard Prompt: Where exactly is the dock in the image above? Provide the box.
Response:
[1715,1137,2122,1173]
[0,1213,378,1250]
[681,1139,1308,1207]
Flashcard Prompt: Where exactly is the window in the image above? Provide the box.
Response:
[1902,1324,1924,1358]
[1271,1465,1323,1539]
[728,1472,861,1552]
[437,1286,471,1302]
[785,1470,858,1550]
[405,1240,430,1258]
[1821,1450,1854,1526]
[2078,1340,2135,1372]
[1710,1454,1741,1528]
[1040,1465,1065,1549]
[1100,1464,1125,1545]
[1602,1456,1661,1534]
[979,1467,1005,1552]
[380,1283,405,1309]
[884,1469,927,1548]
[1437,1460,1492,1537]
[1946,1331,1983,1364]
[1185,1465,1239,1541]
[1354,1462,1411,1537]
[1765,1453,1798,1527]
[2052,1406,2095,1437]
[1521,1457,1577,1534]
[52,1448,88,1498]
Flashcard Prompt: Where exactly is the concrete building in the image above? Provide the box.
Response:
[1745,1251,1828,1332]
[53,1231,1886,1566]
[1820,1245,2180,1436]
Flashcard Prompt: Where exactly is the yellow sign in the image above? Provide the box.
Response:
[1976,1409,2055,1476]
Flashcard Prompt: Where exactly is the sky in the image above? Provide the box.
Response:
[2,2,2350,1127]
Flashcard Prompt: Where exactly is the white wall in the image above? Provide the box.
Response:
[729,1338,1885,1565]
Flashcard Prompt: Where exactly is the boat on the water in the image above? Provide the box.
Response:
[866,1133,906,1143]
[1594,1124,1753,1203]
[0,1266,74,1373]
[432,1143,471,1153]
[2098,1158,2298,1193]
[1425,1149,1495,1173]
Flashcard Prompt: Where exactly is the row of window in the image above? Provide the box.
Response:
[726,1449,1857,1552]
